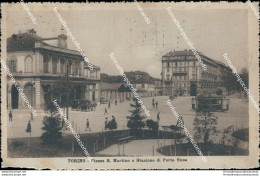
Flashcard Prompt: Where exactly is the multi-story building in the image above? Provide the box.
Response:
[6,29,100,110]
[161,50,231,96]
[125,71,156,97]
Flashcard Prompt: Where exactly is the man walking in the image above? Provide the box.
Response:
[156,101,158,108]
[108,101,111,109]
[9,111,12,122]
[115,99,117,106]
[85,119,91,131]
[152,98,155,108]
[104,107,108,115]
[157,112,160,122]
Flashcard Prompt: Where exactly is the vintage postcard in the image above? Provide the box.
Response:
[1,2,259,169]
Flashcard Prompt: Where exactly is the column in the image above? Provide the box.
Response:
[39,53,43,73]
[35,78,41,109]
[7,87,11,109]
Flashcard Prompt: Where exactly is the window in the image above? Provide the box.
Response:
[175,62,177,67]
[60,58,65,74]
[43,55,49,73]
[52,57,58,74]
[8,58,17,72]
[25,56,33,73]
[166,74,170,81]
[75,62,80,75]
[167,62,170,67]
[68,61,72,74]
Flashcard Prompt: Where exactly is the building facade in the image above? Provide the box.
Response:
[161,50,231,96]
[6,29,100,110]
[125,71,156,97]
[100,82,132,101]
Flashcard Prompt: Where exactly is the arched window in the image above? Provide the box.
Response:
[43,55,49,73]
[8,56,17,72]
[60,58,65,74]
[52,57,58,74]
[25,56,33,73]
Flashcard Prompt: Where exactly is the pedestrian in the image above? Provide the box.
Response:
[191,97,195,110]
[156,101,158,108]
[108,101,111,109]
[176,116,184,127]
[26,120,32,136]
[157,112,160,122]
[115,99,117,106]
[112,115,115,121]
[85,119,91,131]
[104,107,108,115]
[152,98,155,108]
[9,111,12,122]
[30,111,34,121]
[105,117,108,130]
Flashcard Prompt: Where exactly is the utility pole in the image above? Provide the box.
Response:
[66,63,69,120]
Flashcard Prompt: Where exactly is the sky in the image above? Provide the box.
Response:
[6,6,248,78]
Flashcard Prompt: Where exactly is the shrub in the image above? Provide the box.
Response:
[11,140,25,148]
[146,119,159,131]
[41,114,62,145]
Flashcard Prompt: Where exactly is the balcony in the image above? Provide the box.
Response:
[164,80,172,84]
[173,71,187,76]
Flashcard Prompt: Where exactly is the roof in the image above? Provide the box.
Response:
[163,50,202,57]
[125,71,149,76]
[7,32,48,51]
[163,49,228,68]
[100,82,124,91]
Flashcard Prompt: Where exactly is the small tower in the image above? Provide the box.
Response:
[57,26,67,49]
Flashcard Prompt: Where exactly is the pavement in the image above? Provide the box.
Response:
[6,96,249,140]
[96,139,174,156]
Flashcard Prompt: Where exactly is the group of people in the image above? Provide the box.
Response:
[104,115,116,130]
[152,98,159,108]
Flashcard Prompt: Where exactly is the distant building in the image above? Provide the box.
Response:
[161,50,231,96]
[125,71,156,97]
[100,71,157,98]
[6,29,100,110]
[100,82,132,101]
[152,78,162,96]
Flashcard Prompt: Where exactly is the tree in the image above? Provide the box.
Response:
[40,104,62,145]
[216,88,223,96]
[146,119,159,132]
[51,68,74,120]
[127,98,146,135]
[193,97,219,147]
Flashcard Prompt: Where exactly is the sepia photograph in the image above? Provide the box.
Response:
[1,2,259,170]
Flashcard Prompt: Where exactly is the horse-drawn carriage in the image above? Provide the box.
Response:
[71,100,97,112]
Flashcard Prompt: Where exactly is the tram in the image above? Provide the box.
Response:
[192,95,230,112]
